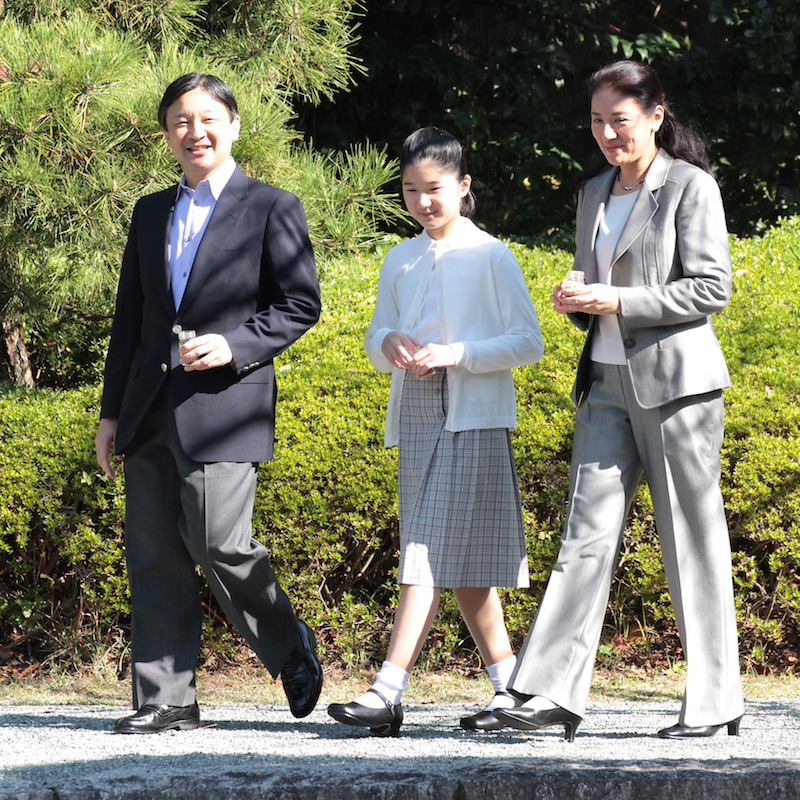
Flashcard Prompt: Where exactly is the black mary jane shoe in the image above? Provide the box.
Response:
[493,705,582,742]
[113,703,200,734]
[459,692,515,731]
[327,689,403,737]
[657,715,743,739]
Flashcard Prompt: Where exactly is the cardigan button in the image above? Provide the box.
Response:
[160,363,168,372]
[623,338,635,349]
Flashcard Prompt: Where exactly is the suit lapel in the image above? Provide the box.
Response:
[177,168,250,316]
[611,149,672,268]
[581,170,615,282]
[137,188,179,317]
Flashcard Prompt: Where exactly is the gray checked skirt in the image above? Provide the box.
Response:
[397,370,530,588]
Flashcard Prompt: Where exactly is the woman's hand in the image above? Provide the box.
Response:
[552,281,620,316]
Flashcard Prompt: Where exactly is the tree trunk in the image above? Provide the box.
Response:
[2,312,35,388]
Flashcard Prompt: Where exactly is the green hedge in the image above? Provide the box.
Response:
[1,217,799,673]
[0,385,127,665]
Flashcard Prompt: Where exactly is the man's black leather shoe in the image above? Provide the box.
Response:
[113,703,200,734]
[281,619,323,718]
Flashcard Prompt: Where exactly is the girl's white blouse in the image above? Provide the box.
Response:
[365,219,543,447]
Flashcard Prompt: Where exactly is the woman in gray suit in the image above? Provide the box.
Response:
[494,60,744,740]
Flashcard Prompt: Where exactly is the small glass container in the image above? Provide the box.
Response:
[564,270,585,287]
[176,328,196,345]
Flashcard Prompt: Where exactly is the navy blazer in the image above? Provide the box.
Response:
[100,166,321,462]
[569,150,732,409]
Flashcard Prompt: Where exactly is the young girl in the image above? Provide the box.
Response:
[327,127,543,736]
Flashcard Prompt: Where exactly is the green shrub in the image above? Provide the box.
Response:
[1,218,799,674]
[0,385,127,664]
[719,218,800,670]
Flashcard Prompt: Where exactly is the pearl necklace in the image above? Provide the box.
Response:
[617,173,644,191]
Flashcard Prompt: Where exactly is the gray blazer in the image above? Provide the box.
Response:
[570,149,732,409]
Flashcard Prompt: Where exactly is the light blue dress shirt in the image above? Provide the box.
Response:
[168,158,237,310]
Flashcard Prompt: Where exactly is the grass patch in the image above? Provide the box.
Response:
[2,664,798,707]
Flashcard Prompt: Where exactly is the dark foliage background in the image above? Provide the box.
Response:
[296,0,799,238]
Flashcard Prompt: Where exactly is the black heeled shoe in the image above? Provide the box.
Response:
[493,704,582,742]
[327,689,403,737]
[657,715,743,739]
[459,693,514,732]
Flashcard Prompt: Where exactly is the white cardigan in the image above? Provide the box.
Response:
[365,219,543,447]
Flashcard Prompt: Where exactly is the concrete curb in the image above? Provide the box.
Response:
[2,700,799,799]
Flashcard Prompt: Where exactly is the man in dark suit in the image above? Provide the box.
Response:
[95,73,322,734]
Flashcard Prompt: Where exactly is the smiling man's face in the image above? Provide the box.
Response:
[163,87,240,188]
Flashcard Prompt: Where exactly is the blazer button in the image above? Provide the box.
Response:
[623,338,635,349]
[160,363,168,372]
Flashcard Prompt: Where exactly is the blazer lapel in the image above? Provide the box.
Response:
[611,149,672,269]
[177,168,249,316]
[137,188,179,317]
[581,170,615,283]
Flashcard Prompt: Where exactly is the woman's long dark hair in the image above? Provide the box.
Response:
[400,127,476,218]
[580,60,711,184]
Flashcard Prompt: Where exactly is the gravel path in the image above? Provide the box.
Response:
[1,700,799,798]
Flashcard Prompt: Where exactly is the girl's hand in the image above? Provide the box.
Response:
[552,281,620,316]
[412,343,456,377]
[381,331,423,370]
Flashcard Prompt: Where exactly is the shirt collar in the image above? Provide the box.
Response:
[175,157,237,202]
[420,217,472,253]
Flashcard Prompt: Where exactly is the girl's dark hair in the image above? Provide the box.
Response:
[582,60,711,181]
[400,126,476,218]
[158,73,238,131]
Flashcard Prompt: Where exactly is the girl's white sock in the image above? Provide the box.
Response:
[355,661,409,708]
[483,655,517,710]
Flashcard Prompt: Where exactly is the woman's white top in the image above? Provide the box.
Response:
[591,191,638,365]
[365,218,543,447]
